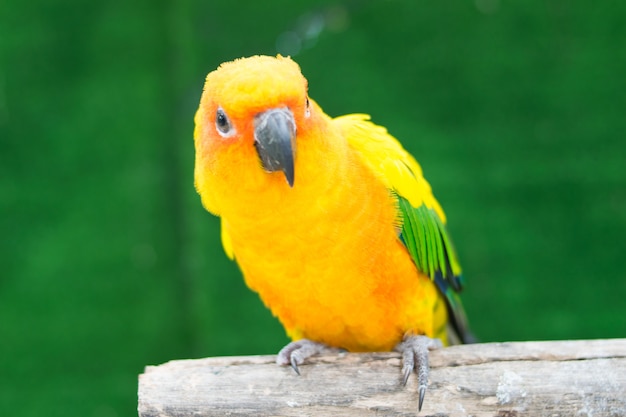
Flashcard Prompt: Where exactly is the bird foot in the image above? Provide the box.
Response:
[394,335,443,411]
[276,339,338,375]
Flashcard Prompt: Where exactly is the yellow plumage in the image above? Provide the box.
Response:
[334,113,446,221]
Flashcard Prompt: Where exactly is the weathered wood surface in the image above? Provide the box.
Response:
[138,339,626,417]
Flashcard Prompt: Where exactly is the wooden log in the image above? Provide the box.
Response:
[138,339,626,417]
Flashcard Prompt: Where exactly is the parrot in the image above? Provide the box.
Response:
[193,55,474,411]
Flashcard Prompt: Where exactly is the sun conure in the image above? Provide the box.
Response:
[194,55,474,411]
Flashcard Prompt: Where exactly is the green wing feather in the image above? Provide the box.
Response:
[337,114,473,344]
[397,197,462,287]
[396,196,472,344]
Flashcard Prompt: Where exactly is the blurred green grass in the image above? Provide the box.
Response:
[1,1,625,416]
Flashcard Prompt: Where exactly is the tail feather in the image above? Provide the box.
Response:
[434,272,477,344]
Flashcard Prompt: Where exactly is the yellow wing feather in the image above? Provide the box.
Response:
[333,114,447,223]
[220,218,235,260]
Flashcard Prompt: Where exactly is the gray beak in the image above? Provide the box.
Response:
[253,108,296,187]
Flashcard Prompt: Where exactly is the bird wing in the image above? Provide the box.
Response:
[335,114,473,343]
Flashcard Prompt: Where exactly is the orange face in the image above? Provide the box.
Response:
[195,56,324,216]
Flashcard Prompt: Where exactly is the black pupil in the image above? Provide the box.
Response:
[216,110,229,131]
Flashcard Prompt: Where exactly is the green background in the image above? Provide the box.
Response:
[2,1,625,416]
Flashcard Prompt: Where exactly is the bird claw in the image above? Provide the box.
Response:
[418,385,427,412]
[277,336,441,411]
[395,335,443,411]
[276,339,331,375]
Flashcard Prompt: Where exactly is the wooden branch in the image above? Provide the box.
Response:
[138,339,626,416]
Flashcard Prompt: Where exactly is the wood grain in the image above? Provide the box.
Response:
[138,339,626,416]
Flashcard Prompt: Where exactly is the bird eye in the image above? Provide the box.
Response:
[305,97,311,118]
[215,108,234,137]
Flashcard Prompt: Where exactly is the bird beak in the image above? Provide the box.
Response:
[253,108,296,187]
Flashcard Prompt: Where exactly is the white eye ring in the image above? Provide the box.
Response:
[215,107,236,137]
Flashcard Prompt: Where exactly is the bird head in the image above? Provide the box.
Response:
[194,55,314,199]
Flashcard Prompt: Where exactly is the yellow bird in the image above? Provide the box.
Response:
[194,55,473,410]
